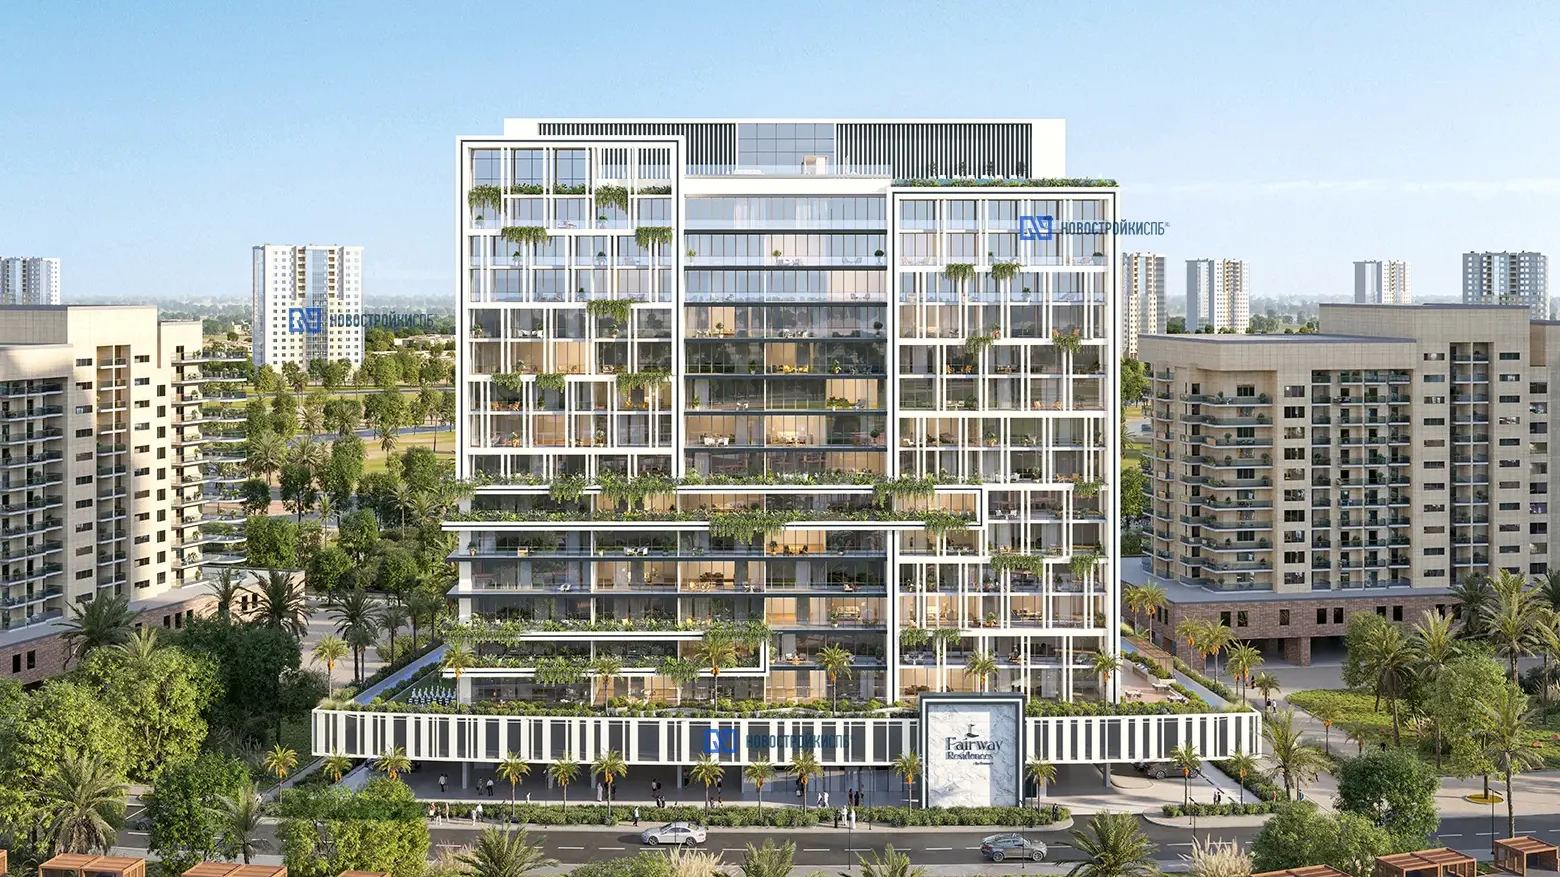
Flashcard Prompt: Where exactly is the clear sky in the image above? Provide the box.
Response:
[3,0,1559,305]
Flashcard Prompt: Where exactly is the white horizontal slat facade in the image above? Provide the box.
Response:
[313,709,1259,766]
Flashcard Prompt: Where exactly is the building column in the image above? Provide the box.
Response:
[462,760,470,789]
[1282,636,1312,667]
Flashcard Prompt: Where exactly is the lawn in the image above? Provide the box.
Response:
[1290,688,1560,770]
[364,428,454,474]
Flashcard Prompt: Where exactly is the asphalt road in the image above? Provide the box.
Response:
[118,812,1560,867]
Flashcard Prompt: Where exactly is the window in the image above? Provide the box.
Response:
[1284,406,1304,419]
[1424,460,1445,469]
[1500,523,1520,532]
[1426,569,1446,578]
[1334,607,1344,623]
[1219,611,1232,627]
[1284,385,1305,398]
[1284,509,1307,522]
[1500,545,1521,554]
[1423,417,1445,426]
[1424,396,1446,405]
[1392,605,1403,621]
[1501,395,1521,403]
[1500,352,1521,360]
[1279,609,1290,626]
[1501,374,1522,382]
[1424,374,1446,383]
[1424,352,1445,361]
[75,357,91,366]
[1284,550,1304,564]
[1236,611,1249,627]
[1316,608,1328,624]
[1424,547,1445,556]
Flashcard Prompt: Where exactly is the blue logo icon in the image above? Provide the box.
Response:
[1018,215,1053,241]
[288,307,324,334]
[702,729,739,755]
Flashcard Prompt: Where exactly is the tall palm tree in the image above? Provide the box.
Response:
[744,759,773,812]
[1169,743,1201,806]
[1066,811,1158,877]
[817,644,854,713]
[326,587,378,683]
[964,650,998,692]
[1262,708,1326,801]
[377,602,410,662]
[1201,621,1235,679]
[312,635,348,690]
[695,634,737,705]
[547,758,580,811]
[1451,573,1495,638]
[407,589,444,649]
[390,481,414,532]
[322,753,353,783]
[789,752,823,811]
[1412,607,1463,764]
[456,827,558,877]
[1025,759,1057,804]
[444,643,477,684]
[1358,622,1418,744]
[263,745,298,798]
[374,746,412,781]
[591,750,628,821]
[1225,643,1263,702]
[36,753,126,854]
[588,655,623,706]
[497,753,530,809]
[1222,751,1258,804]
[1124,581,1169,645]
[213,777,268,864]
[59,594,136,665]
[1539,569,1560,613]
[116,627,162,665]
[690,755,724,809]
[1482,685,1544,839]
[892,752,921,808]
[1249,672,1280,706]
[656,656,701,705]
[1175,617,1208,670]
[1090,651,1123,696]
[252,569,308,638]
[246,432,286,486]
[205,567,244,622]
[1486,572,1550,681]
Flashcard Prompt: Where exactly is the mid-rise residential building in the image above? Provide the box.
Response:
[1139,303,1560,666]
[251,244,364,367]
[1185,259,1250,333]
[312,118,1257,804]
[1,257,62,305]
[0,306,247,685]
[1354,260,1411,304]
[1122,253,1166,357]
[1463,251,1549,319]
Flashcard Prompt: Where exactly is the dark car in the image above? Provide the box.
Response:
[980,833,1047,863]
[1134,760,1201,780]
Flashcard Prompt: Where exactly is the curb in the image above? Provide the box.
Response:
[1142,813,1271,828]
[412,816,1076,834]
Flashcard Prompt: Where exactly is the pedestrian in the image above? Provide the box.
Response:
[1050,803,1058,821]
[1214,789,1222,806]
[442,802,450,822]
[527,791,532,805]
[428,802,437,824]
[633,806,641,826]
[439,773,448,794]
[848,808,856,830]
[834,807,841,829]
[823,790,830,809]
[487,778,495,797]
[597,781,604,802]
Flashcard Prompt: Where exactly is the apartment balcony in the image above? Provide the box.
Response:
[173,350,250,365]
[1,563,63,585]
[0,587,63,609]
[0,406,63,422]
[0,452,61,469]
[1180,393,1273,406]
[0,429,63,446]
[0,382,64,398]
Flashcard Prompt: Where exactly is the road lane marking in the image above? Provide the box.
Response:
[1442,834,1462,838]
[926,847,952,851]
[602,847,624,851]
[1476,833,1493,837]
[804,848,828,852]
[560,846,584,850]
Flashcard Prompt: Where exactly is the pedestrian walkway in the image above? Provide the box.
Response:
[354,644,447,703]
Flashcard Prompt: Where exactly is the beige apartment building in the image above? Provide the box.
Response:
[1138,304,1559,665]
[0,306,247,685]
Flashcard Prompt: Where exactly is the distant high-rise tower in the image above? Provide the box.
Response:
[1185,259,1250,332]
[1462,251,1549,319]
[251,244,364,367]
[1354,260,1411,304]
[1122,253,1165,356]
[0,257,61,305]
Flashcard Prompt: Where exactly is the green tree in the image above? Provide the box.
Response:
[592,750,628,821]
[147,752,248,873]
[253,568,309,638]
[308,545,355,596]
[264,745,298,796]
[548,758,580,811]
[36,753,127,855]
[695,634,737,705]
[1066,811,1157,877]
[743,758,773,812]
[589,655,623,706]
[1026,758,1057,802]
[1335,748,1440,843]
[1119,357,1149,405]
[497,753,531,808]
[740,839,794,877]
[375,746,412,781]
[689,754,724,809]
[1354,619,1417,744]
[240,477,272,515]
[205,567,244,622]
[0,679,131,829]
[892,752,921,807]
[1119,465,1149,525]
[1170,743,1201,806]
[58,594,136,664]
[245,515,300,568]
[1482,684,1544,839]
[857,845,925,877]
[327,587,380,683]
[338,508,381,564]
[271,389,299,438]
[1486,571,1550,680]
[78,643,220,782]
[1263,707,1326,801]
[1123,581,1168,645]
[1251,802,1402,877]
[788,752,823,811]
[817,644,854,713]
[1450,574,1495,638]
[323,753,354,783]
[246,432,286,485]
[280,461,318,522]
[457,827,558,877]
[964,650,998,692]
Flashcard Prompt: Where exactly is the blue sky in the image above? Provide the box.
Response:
[3,0,1559,305]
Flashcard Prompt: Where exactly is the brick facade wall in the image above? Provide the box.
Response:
[1,592,214,687]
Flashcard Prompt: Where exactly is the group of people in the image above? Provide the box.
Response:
[436,773,499,798]
[426,801,486,825]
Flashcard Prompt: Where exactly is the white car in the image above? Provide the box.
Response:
[640,821,706,846]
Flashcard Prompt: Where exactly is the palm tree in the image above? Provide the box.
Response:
[892,752,921,807]
[36,753,126,854]
[1482,685,1544,839]
[213,777,268,863]
[1262,708,1326,801]
[456,826,558,877]
[322,753,353,783]
[591,750,627,819]
[444,643,477,682]
[407,589,444,649]
[246,432,286,485]
[375,746,412,780]
[964,650,998,692]
[741,839,795,877]
[743,759,773,812]
[263,744,298,797]
[116,627,161,665]
[656,656,701,705]
[1357,622,1417,744]
[1124,581,1169,645]
[547,758,580,811]
[1025,759,1057,804]
[1066,811,1158,877]
[1539,569,1560,613]
[59,594,136,665]
[817,644,854,713]
[1090,651,1123,695]
[205,567,244,622]
[690,754,724,809]
[377,602,410,662]
[695,634,737,705]
[1486,572,1550,681]
[1249,672,1280,706]
[1175,617,1208,670]
[857,845,925,877]
[252,568,308,638]
[1169,743,1201,806]
[1412,607,1463,763]
[326,587,378,682]
[1225,643,1263,703]
[497,753,530,809]
[313,635,349,690]
[589,655,623,706]
[1451,573,1495,638]
[1201,621,1235,679]
[1222,751,1258,804]
[789,752,823,811]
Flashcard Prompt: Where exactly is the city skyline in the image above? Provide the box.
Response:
[3,2,1560,303]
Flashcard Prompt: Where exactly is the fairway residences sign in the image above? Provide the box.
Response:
[920,693,1024,808]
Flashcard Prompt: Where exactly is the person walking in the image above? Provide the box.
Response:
[428,802,437,824]
[633,806,641,826]
[486,778,495,798]
[473,802,482,824]
[833,807,841,829]
[439,773,448,794]
[848,808,856,830]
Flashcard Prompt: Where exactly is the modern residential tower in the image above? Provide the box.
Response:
[311,118,1257,803]
[251,244,365,367]
[1354,260,1411,304]
[1185,258,1250,333]
[1463,251,1549,319]
[0,257,61,305]
[1122,252,1165,357]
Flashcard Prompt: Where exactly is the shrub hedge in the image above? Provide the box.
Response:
[1161,801,1279,818]
[433,802,1069,827]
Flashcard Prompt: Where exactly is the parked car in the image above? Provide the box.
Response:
[1134,760,1200,780]
[640,822,706,846]
[980,833,1047,862]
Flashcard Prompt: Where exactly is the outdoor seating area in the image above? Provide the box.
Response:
[1374,849,1477,877]
[40,855,147,877]
[1495,837,1559,875]
[183,864,286,877]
